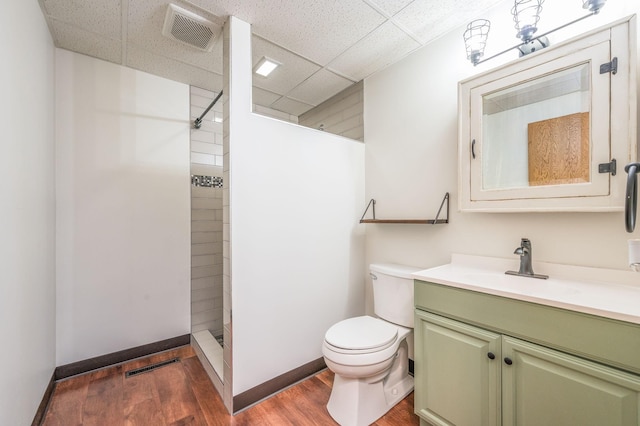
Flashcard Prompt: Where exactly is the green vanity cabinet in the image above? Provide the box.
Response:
[414,280,640,426]
[415,310,501,425]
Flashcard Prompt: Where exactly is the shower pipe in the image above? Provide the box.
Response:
[194,90,223,129]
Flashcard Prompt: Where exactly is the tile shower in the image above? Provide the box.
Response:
[190,86,224,382]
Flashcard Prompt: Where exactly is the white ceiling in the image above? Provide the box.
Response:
[38,0,504,116]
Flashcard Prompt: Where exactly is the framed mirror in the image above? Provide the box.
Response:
[458,16,636,212]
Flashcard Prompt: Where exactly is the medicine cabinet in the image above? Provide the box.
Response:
[458,16,637,212]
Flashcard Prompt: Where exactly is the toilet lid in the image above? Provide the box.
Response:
[325,316,398,353]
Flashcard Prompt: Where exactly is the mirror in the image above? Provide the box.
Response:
[481,63,590,190]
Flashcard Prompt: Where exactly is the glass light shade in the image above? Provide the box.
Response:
[464,19,491,65]
[583,0,606,13]
[512,0,544,42]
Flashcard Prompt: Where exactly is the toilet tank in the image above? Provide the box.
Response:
[370,263,422,328]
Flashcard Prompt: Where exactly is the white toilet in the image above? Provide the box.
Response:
[322,263,421,426]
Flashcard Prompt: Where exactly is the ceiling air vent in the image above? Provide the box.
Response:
[162,4,220,52]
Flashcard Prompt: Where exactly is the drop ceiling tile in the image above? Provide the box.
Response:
[180,0,246,21]
[126,44,222,92]
[328,21,420,82]
[251,36,321,96]
[51,20,122,64]
[271,97,315,117]
[363,0,416,17]
[247,0,388,65]
[38,0,511,115]
[252,87,283,108]
[393,0,504,44]
[127,0,222,73]
[42,0,122,39]
[287,70,354,107]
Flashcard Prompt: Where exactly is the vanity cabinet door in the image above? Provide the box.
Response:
[502,336,640,426]
[415,310,501,426]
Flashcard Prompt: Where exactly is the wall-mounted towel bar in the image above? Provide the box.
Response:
[359,192,449,224]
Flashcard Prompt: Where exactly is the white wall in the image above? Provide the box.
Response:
[0,1,55,424]
[225,17,366,397]
[364,1,640,312]
[55,50,191,365]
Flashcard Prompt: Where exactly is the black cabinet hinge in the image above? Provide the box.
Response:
[598,158,617,176]
[600,57,618,75]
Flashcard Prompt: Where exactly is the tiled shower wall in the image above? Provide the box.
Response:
[191,86,224,337]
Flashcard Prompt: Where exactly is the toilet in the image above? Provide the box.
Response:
[322,263,421,426]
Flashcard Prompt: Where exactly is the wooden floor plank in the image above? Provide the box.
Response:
[314,369,334,389]
[43,345,420,426]
[123,369,168,426]
[42,372,92,426]
[83,366,125,426]
[281,377,336,425]
[153,362,208,425]
[182,356,232,426]
[125,398,168,426]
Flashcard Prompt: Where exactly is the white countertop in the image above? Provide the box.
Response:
[412,254,640,325]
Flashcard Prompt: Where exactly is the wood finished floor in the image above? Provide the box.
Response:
[42,345,420,425]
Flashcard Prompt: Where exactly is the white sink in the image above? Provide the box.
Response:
[413,254,640,324]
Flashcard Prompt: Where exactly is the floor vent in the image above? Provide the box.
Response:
[162,4,221,52]
[125,358,180,378]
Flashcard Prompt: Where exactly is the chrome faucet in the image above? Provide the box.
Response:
[506,238,549,280]
[514,238,533,275]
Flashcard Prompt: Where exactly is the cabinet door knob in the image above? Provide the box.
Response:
[504,357,513,365]
[487,352,495,360]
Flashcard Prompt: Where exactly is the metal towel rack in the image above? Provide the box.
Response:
[359,192,449,224]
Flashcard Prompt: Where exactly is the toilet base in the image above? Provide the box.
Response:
[327,373,414,426]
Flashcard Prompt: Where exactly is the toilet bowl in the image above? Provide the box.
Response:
[322,263,421,426]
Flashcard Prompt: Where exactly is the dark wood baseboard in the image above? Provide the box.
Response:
[31,372,55,426]
[233,357,327,413]
[54,334,190,380]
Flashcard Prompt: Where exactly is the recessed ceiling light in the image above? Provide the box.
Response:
[254,57,280,77]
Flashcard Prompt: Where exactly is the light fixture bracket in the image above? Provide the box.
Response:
[517,36,549,56]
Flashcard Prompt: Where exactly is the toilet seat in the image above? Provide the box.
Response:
[324,316,398,355]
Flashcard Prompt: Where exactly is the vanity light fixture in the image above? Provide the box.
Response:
[583,0,607,12]
[464,0,607,66]
[254,56,280,77]
[463,19,491,65]
[512,0,544,42]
